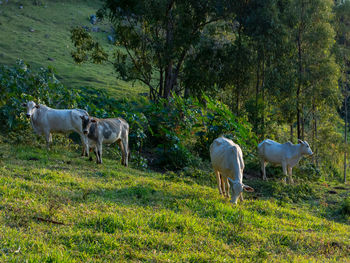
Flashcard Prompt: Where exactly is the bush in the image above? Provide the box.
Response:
[340,197,350,216]
[0,60,79,131]
[194,94,257,159]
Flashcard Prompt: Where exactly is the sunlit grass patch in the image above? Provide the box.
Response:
[0,143,349,262]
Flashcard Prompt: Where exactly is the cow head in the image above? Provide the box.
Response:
[23,101,39,119]
[298,139,313,156]
[80,115,96,135]
[229,179,254,204]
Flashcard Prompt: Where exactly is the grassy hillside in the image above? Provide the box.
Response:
[1,1,350,262]
[0,0,146,98]
[0,136,349,262]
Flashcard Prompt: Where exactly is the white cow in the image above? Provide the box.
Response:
[210,137,254,204]
[258,139,313,183]
[23,101,89,155]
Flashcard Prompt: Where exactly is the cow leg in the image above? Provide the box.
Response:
[89,147,97,161]
[215,171,223,195]
[96,143,103,164]
[80,135,89,157]
[44,131,52,150]
[239,192,244,202]
[220,175,225,196]
[261,160,267,181]
[122,138,129,167]
[220,176,229,198]
[224,177,230,198]
[282,161,288,184]
[117,139,128,167]
[288,166,294,184]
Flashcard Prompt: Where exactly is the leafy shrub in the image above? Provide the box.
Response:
[295,161,321,182]
[194,94,257,159]
[0,60,79,130]
[340,197,350,216]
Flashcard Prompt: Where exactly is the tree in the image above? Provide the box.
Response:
[334,0,350,182]
[71,0,236,100]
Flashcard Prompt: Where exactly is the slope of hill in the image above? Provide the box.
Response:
[0,0,146,98]
[0,140,349,262]
[1,1,350,262]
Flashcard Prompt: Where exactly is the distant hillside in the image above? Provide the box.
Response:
[0,0,146,98]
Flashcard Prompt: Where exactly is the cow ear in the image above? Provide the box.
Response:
[298,139,303,144]
[22,103,27,107]
[243,184,254,192]
[91,119,96,123]
[35,104,40,108]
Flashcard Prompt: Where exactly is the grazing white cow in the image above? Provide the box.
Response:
[23,101,89,155]
[80,116,129,166]
[258,139,313,183]
[210,137,254,204]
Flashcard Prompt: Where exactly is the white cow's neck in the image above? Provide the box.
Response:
[288,144,304,165]
[30,107,42,132]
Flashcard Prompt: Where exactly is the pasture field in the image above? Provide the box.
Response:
[0,0,147,98]
[0,136,349,262]
[0,0,350,262]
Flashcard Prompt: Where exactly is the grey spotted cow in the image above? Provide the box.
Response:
[80,116,129,166]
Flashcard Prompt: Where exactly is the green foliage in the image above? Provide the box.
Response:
[340,197,350,216]
[0,60,79,130]
[72,0,238,99]
[71,27,108,64]
[195,95,257,159]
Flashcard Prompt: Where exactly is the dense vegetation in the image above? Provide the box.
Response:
[70,0,350,181]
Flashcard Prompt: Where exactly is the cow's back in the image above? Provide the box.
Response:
[258,139,288,163]
[210,137,243,179]
[45,108,87,133]
[95,117,129,144]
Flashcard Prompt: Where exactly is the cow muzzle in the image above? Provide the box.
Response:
[83,130,88,135]
[26,114,31,118]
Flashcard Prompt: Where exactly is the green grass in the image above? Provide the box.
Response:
[0,136,349,262]
[0,0,147,98]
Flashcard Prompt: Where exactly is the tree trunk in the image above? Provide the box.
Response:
[261,52,265,139]
[315,114,318,169]
[164,5,174,99]
[184,86,190,98]
[301,104,305,140]
[312,101,317,166]
[290,124,293,143]
[159,66,164,98]
[296,1,304,141]
[255,59,260,135]
[236,85,240,115]
[344,84,348,183]
[297,34,302,140]
[164,63,173,98]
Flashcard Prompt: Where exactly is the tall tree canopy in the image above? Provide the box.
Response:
[72,0,236,100]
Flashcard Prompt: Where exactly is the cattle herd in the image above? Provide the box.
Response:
[23,101,129,166]
[23,101,314,205]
